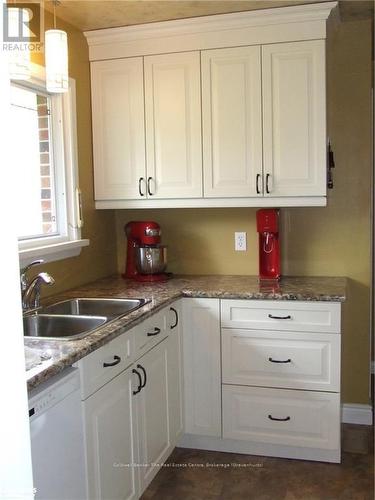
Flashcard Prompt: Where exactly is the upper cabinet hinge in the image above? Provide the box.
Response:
[327,139,335,189]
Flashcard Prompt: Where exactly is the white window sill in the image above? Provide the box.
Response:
[19,239,90,267]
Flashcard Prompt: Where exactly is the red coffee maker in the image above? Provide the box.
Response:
[256,209,281,281]
[124,221,168,282]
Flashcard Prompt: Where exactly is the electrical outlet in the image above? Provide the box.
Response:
[235,232,247,251]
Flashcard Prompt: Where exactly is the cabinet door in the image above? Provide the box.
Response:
[144,51,202,199]
[167,301,184,444]
[182,298,221,436]
[83,367,139,500]
[201,46,262,197]
[262,40,326,197]
[91,58,146,200]
[136,338,172,493]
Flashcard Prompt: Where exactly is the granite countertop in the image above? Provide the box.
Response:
[25,274,347,391]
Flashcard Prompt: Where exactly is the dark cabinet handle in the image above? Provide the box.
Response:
[170,307,178,329]
[138,177,145,197]
[103,355,121,367]
[147,177,154,196]
[132,368,142,395]
[265,173,271,194]
[147,327,161,337]
[268,414,291,422]
[268,314,291,320]
[137,364,147,388]
[268,357,291,364]
[256,173,261,194]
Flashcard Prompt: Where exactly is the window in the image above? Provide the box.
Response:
[10,64,89,265]
[11,86,58,239]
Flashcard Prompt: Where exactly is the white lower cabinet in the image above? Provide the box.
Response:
[83,366,139,500]
[180,298,342,463]
[182,298,221,437]
[135,338,172,492]
[80,305,183,500]
[79,296,342,500]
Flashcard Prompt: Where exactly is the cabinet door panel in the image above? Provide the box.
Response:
[145,52,202,198]
[83,368,138,500]
[91,58,146,200]
[202,46,262,197]
[137,339,172,493]
[262,40,326,196]
[182,298,221,436]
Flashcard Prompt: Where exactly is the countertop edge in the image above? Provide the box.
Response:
[26,275,347,391]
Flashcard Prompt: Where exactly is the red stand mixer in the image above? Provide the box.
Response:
[124,221,169,282]
[256,209,281,281]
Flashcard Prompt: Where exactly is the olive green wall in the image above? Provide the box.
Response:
[115,19,373,405]
[31,10,117,295]
[282,19,373,405]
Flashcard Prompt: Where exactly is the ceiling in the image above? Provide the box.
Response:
[44,0,374,32]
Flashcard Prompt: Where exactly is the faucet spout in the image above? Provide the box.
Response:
[22,272,55,311]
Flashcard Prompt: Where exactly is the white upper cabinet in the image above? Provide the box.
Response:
[202,46,262,198]
[86,3,335,208]
[262,40,326,197]
[91,58,146,200]
[144,52,202,198]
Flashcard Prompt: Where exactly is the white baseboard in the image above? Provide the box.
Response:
[342,404,373,425]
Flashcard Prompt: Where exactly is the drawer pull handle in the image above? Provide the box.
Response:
[132,368,142,395]
[103,355,121,367]
[268,414,291,422]
[268,314,292,320]
[170,307,178,329]
[268,357,291,364]
[137,364,147,388]
[147,327,161,337]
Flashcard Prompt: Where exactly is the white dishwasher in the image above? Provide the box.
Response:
[29,368,87,500]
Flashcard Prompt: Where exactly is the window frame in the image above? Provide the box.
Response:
[13,63,89,266]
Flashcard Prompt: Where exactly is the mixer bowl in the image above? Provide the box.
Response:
[136,246,167,275]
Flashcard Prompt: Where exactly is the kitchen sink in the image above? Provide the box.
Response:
[24,298,148,341]
[41,297,148,318]
[24,314,107,340]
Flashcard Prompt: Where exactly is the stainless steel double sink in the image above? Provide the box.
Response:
[23,298,148,341]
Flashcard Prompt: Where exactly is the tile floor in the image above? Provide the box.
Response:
[141,425,374,500]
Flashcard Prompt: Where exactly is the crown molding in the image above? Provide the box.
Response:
[84,2,338,61]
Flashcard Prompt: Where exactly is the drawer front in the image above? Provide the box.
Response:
[222,329,340,391]
[79,330,134,400]
[135,309,168,359]
[221,300,341,333]
[222,385,340,450]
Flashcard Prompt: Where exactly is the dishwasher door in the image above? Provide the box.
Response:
[29,368,87,500]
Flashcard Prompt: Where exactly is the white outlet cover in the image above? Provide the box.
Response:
[235,232,247,251]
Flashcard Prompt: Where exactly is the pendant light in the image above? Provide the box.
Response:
[8,7,30,80]
[45,1,68,92]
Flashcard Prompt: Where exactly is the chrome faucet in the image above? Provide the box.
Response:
[20,259,43,293]
[21,260,55,311]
